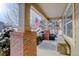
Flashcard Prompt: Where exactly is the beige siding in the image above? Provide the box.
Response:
[72,3,79,55]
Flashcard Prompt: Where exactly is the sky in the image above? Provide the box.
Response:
[0,3,19,27]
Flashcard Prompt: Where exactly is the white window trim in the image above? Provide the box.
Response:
[64,20,72,38]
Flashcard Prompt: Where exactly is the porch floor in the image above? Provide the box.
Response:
[37,40,65,56]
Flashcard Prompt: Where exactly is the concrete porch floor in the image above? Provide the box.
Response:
[37,40,65,56]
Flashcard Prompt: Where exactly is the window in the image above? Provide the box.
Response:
[63,4,73,38]
[67,21,72,37]
[64,18,72,38]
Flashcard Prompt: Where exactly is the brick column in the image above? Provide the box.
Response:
[23,31,37,56]
[10,32,23,56]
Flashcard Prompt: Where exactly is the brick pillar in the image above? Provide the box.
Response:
[10,32,23,56]
[10,4,37,56]
[23,31,37,56]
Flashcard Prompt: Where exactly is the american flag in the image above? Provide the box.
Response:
[35,18,40,28]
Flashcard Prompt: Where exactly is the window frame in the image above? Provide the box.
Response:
[63,3,73,39]
[64,19,72,38]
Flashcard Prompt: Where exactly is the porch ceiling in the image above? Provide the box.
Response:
[37,3,67,20]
